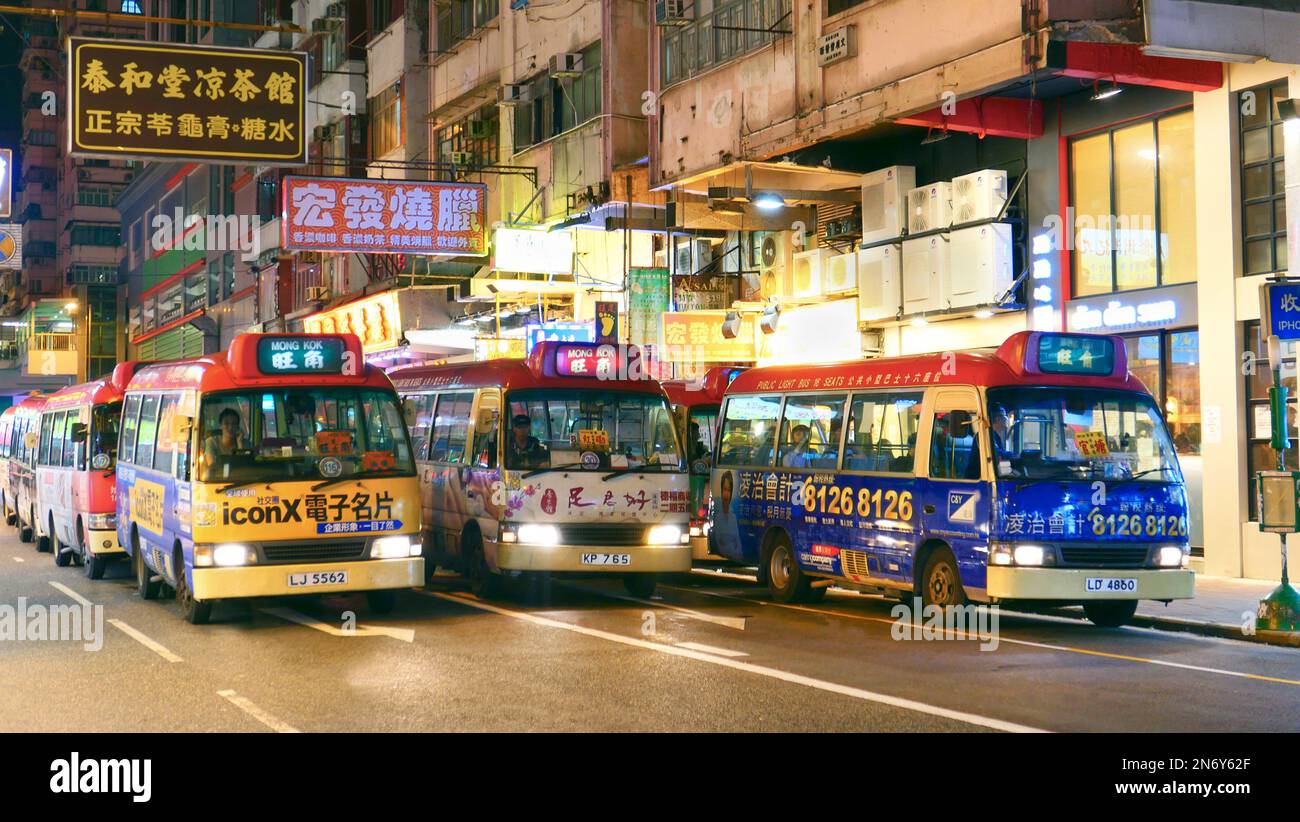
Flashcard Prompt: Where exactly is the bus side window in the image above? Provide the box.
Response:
[38,413,54,466]
[119,395,142,466]
[717,395,782,468]
[135,395,161,470]
[930,409,981,480]
[777,394,846,469]
[405,393,437,461]
[471,391,500,469]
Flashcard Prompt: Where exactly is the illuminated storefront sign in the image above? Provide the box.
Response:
[0,224,22,271]
[1065,282,1197,334]
[303,291,402,353]
[660,311,757,363]
[756,299,860,366]
[525,321,593,353]
[68,37,307,164]
[1030,230,1059,331]
[493,227,574,275]
[0,149,10,219]
[475,336,527,360]
[282,175,486,255]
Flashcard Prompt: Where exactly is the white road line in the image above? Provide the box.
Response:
[562,582,748,630]
[11,556,23,563]
[675,641,748,658]
[217,690,300,733]
[424,591,1045,733]
[259,606,415,643]
[49,581,93,608]
[107,620,183,663]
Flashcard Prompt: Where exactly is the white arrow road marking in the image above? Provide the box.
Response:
[217,690,300,733]
[259,606,415,642]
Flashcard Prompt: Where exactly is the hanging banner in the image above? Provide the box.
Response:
[628,267,669,348]
[68,37,307,164]
[0,224,22,271]
[282,175,487,256]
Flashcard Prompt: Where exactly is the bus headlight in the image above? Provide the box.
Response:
[991,542,1054,566]
[1157,545,1188,568]
[86,513,116,530]
[1013,544,1049,566]
[516,524,560,546]
[372,535,416,559]
[195,543,255,567]
[648,524,684,545]
[990,544,1013,565]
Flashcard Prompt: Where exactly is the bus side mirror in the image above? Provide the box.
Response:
[70,423,87,443]
[172,414,193,443]
[23,431,38,450]
[476,408,497,435]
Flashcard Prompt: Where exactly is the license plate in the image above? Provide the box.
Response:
[287,570,349,588]
[581,553,630,566]
[1086,577,1136,593]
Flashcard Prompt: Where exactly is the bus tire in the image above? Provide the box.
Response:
[174,546,211,625]
[134,535,161,601]
[765,533,815,603]
[52,523,71,567]
[421,533,438,584]
[34,509,50,553]
[623,573,657,599]
[464,531,503,598]
[3,494,13,526]
[920,547,966,608]
[1083,600,1138,628]
[366,590,397,615]
[18,508,32,543]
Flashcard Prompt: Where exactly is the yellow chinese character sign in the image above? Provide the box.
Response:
[69,37,307,164]
[659,311,757,363]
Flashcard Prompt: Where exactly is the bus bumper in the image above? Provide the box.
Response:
[986,566,1195,601]
[191,558,423,600]
[492,541,691,574]
[87,528,123,556]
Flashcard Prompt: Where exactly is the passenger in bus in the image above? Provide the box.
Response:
[781,424,813,468]
[507,413,549,468]
[287,394,320,453]
[203,408,246,478]
[688,421,709,464]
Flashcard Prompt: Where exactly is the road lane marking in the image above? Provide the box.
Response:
[560,582,747,630]
[259,606,415,642]
[107,620,183,663]
[49,581,93,608]
[675,641,748,657]
[217,690,300,733]
[663,584,1300,688]
[423,590,1045,733]
[11,557,22,563]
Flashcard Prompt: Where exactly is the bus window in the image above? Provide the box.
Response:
[119,395,141,465]
[504,389,682,471]
[930,408,981,480]
[38,413,54,466]
[154,396,179,476]
[92,402,121,464]
[845,391,923,473]
[718,395,782,468]
[361,393,413,466]
[777,394,846,470]
[470,392,499,469]
[61,411,78,468]
[135,395,161,469]
[686,407,718,467]
[429,392,472,463]
[405,394,437,461]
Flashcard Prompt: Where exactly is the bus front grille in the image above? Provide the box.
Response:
[840,550,871,580]
[261,541,368,563]
[1058,547,1150,567]
[558,524,648,547]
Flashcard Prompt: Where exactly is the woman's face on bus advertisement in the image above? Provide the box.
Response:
[720,473,733,506]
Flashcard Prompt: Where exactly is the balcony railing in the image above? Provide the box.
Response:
[661,0,792,87]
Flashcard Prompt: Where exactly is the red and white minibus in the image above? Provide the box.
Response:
[36,363,143,577]
[0,405,18,526]
[390,341,691,598]
[10,394,47,547]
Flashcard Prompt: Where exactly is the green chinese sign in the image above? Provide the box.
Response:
[69,37,307,165]
[256,337,346,375]
[628,267,670,348]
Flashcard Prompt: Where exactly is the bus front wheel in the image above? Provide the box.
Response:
[765,535,816,604]
[623,574,657,599]
[34,510,50,554]
[175,559,212,625]
[81,524,107,580]
[1083,600,1138,628]
[920,548,966,608]
[366,590,397,614]
[18,509,31,543]
[465,533,504,598]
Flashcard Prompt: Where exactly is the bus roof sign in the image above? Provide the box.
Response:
[531,341,638,379]
[255,336,347,375]
[1027,333,1118,376]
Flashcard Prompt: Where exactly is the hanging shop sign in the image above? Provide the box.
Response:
[1261,280,1300,342]
[68,37,307,164]
[0,224,21,270]
[302,291,403,354]
[660,311,756,363]
[673,275,730,311]
[281,175,487,256]
[476,336,527,360]
[1065,282,1198,335]
[628,267,670,348]
[595,301,619,343]
[493,227,574,275]
[525,321,593,354]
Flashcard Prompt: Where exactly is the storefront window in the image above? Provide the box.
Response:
[1243,320,1293,519]
[1121,330,1199,456]
[1070,109,1195,297]
[1239,81,1288,276]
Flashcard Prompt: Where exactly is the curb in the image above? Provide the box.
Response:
[1035,606,1300,648]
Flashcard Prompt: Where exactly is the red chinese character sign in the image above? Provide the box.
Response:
[68,37,307,164]
[281,176,487,256]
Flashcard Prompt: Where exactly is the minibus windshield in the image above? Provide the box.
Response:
[986,387,1181,482]
[505,389,682,471]
[197,388,415,484]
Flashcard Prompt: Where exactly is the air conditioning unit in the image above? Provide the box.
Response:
[753,231,791,299]
[906,182,952,234]
[549,53,583,79]
[674,239,714,277]
[856,243,902,322]
[467,118,492,139]
[822,251,857,295]
[902,234,950,315]
[949,223,1013,309]
[655,0,693,26]
[449,151,476,166]
[951,169,1009,225]
[498,84,526,105]
[791,247,834,298]
[325,1,347,19]
[306,286,329,302]
[860,165,915,244]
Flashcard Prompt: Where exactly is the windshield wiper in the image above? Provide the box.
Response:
[521,462,584,479]
[310,469,407,493]
[601,463,676,481]
[1116,467,1176,481]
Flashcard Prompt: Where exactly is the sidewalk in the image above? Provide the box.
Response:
[1051,574,1300,647]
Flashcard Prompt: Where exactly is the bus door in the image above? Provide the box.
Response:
[427,390,474,549]
[918,387,991,589]
[463,388,500,528]
[404,392,438,549]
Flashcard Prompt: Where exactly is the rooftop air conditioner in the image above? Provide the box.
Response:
[951,169,1008,225]
[948,223,1013,309]
[860,165,915,244]
[791,247,834,298]
[902,234,950,316]
[822,251,858,295]
[655,0,693,26]
[549,53,583,79]
[856,244,901,322]
[754,231,791,299]
[906,182,952,234]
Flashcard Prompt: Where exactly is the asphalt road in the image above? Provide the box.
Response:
[1,529,1297,732]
